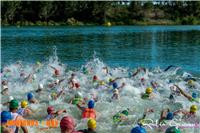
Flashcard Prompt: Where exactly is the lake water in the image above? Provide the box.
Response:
[1,26,200,74]
[1,26,200,133]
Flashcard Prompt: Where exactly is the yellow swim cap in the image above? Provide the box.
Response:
[99,81,105,85]
[87,119,96,129]
[190,105,198,113]
[21,100,28,108]
[188,80,194,85]
[51,92,57,97]
[146,87,153,94]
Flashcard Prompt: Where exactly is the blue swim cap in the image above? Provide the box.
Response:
[166,112,174,120]
[131,126,146,133]
[113,82,118,89]
[1,111,13,123]
[192,92,197,99]
[27,93,33,100]
[88,100,95,109]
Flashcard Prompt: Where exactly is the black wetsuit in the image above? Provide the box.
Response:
[78,128,96,133]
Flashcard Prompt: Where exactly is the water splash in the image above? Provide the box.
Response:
[1,52,200,133]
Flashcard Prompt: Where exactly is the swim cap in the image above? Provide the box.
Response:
[75,92,82,98]
[1,111,13,123]
[121,110,129,116]
[113,82,118,89]
[131,126,147,133]
[39,84,44,89]
[27,93,34,100]
[33,74,37,79]
[93,75,98,81]
[166,112,174,120]
[109,78,113,82]
[165,126,181,133]
[113,89,119,95]
[10,99,19,109]
[60,116,75,131]
[146,87,153,94]
[75,83,80,88]
[87,119,96,129]
[9,96,14,102]
[188,80,194,85]
[99,81,105,85]
[192,92,198,99]
[190,105,198,113]
[36,61,41,65]
[51,92,57,98]
[88,100,95,109]
[47,106,55,114]
[55,79,59,84]
[3,85,8,90]
[21,100,28,108]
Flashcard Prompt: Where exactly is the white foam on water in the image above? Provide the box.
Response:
[1,49,200,133]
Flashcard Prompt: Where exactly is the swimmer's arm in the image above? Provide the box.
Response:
[175,85,193,100]
[57,90,64,98]
[17,115,28,133]
[56,109,67,115]
[2,101,9,106]
[49,65,56,70]
[76,104,85,112]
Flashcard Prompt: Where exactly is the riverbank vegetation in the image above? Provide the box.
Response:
[1,1,200,26]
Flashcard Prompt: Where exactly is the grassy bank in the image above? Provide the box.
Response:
[2,18,200,27]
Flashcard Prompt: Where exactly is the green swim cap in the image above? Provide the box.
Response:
[10,99,19,109]
[121,110,129,116]
[165,126,181,133]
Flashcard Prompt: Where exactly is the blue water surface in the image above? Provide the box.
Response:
[1,26,200,74]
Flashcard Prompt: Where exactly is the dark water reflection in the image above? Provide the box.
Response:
[1,26,200,74]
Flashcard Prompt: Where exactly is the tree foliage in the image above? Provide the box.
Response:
[1,1,200,25]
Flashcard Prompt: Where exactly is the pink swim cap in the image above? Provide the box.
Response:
[60,116,75,131]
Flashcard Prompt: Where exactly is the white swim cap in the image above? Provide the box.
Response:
[3,85,8,90]
[33,74,37,79]
[9,96,14,101]
[39,84,44,89]
[56,79,59,84]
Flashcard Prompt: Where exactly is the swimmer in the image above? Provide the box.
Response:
[17,100,33,117]
[68,73,80,90]
[175,85,199,103]
[23,73,37,83]
[45,106,67,120]
[141,87,155,99]
[158,108,174,125]
[69,92,85,105]
[48,79,64,88]
[137,108,154,126]
[35,83,44,93]
[50,88,64,100]
[113,109,129,124]
[27,92,39,104]
[2,96,14,106]
[78,119,97,133]
[1,86,9,95]
[173,105,198,121]
[50,65,60,76]
[9,99,28,133]
[1,80,9,95]
[60,116,82,133]
[1,111,13,133]
[165,126,181,133]
[131,125,147,133]
[77,100,97,119]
